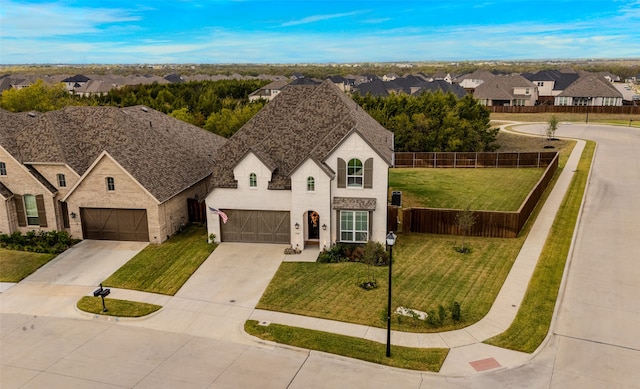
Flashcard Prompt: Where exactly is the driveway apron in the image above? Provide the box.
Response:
[0,240,147,318]
[129,243,288,344]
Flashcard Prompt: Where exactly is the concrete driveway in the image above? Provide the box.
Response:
[124,243,289,344]
[0,240,147,318]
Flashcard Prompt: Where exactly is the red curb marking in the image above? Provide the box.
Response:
[469,357,502,372]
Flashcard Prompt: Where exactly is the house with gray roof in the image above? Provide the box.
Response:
[248,80,290,102]
[523,70,580,104]
[555,72,623,106]
[0,106,226,242]
[473,74,538,106]
[205,80,394,252]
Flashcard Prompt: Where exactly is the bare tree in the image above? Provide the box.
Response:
[546,115,559,140]
[455,207,477,253]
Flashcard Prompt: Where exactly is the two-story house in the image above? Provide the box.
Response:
[205,80,394,252]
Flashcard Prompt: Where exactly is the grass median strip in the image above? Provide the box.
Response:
[77,296,162,317]
[484,140,595,353]
[245,320,448,371]
[103,224,215,295]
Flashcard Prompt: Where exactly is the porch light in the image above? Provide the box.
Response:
[322,224,327,230]
[70,212,77,219]
[295,222,300,230]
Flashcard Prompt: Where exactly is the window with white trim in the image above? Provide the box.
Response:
[23,194,39,225]
[0,162,6,176]
[106,177,115,191]
[556,96,570,106]
[307,176,315,191]
[57,173,66,187]
[347,158,363,188]
[249,173,257,187]
[340,210,368,243]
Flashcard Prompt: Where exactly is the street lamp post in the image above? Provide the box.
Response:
[386,231,397,358]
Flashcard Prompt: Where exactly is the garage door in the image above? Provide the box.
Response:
[81,208,149,242]
[221,210,290,243]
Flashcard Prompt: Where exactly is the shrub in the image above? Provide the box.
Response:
[0,230,80,254]
[451,301,461,322]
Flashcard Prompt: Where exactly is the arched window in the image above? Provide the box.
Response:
[347,158,363,187]
[249,173,257,187]
[307,176,315,191]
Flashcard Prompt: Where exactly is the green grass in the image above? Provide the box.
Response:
[485,141,595,353]
[0,248,56,282]
[77,296,162,317]
[258,233,524,333]
[389,168,545,210]
[491,112,640,128]
[245,320,449,371]
[103,224,215,295]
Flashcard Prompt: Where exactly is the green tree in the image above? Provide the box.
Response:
[0,80,78,112]
[546,115,559,140]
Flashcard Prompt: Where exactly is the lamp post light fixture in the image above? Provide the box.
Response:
[385,231,397,358]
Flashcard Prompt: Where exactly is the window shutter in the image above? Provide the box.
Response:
[337,158,346,188]
[364,158,373,189]
[36,194,47,227]
[15,194,26,227]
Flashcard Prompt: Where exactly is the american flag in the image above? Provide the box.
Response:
[208,207,228,224]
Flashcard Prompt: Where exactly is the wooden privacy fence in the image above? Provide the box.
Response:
[486,105,639,114]
[394,151,557,169]
[397,152,559,238]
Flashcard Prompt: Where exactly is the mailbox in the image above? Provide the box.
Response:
[93,284,111,312]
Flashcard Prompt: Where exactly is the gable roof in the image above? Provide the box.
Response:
[523,70,579,90]
[1,106,226,202]
[473,74,536,100]
[210,80,393,190]
[558,73,622,98]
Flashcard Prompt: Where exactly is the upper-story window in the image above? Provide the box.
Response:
[249,173,257,188]
[347,158,363,188]
[57,174,66,187]
[307,176,315,191]
[0,162,6,175]
[23,194,39,225]
[106,177,115,191]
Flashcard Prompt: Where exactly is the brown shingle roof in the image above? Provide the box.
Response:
[1,106,226,202]
[473,74,535,100]
[558,73,622,98]
[210,80,393,190]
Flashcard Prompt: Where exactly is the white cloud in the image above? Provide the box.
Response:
[279,11,362,27]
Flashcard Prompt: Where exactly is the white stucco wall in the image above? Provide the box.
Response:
[205,152,292,243]
[290,159,332,251]
[325,132,390,245]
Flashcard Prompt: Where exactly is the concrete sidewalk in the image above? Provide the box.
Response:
[249,134,586,374]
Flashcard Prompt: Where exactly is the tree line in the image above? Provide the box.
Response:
[1,79,498,151]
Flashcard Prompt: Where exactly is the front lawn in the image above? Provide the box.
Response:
[258,233,524,332]
[0,248,56,282]
[77,296,162,317]
[390,167,545,210]
[103,224,215,295]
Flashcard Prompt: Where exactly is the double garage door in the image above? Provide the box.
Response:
[220,210,290,243]
[81,208,149,242]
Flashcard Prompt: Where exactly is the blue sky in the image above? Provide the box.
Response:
[1,0,639,64]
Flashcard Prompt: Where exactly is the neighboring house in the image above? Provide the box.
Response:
[326,75,354,92]
[455,70,497,92]
[523,70,580,104]
[473,74,538,106]
[0,106,226,242]
[248,80,289,102]
[205,80,394,252]
[73,80,114,97]
[61,74,90,92]
[555,73,623,106]
[413,80,467,98]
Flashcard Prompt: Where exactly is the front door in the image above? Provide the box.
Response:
[307,211,320,240]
